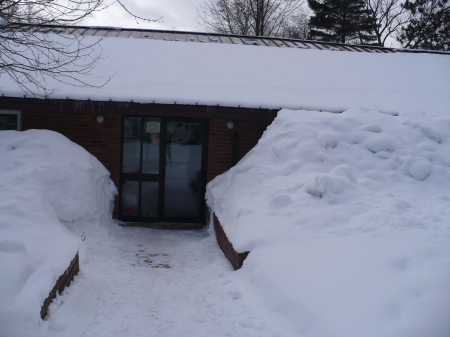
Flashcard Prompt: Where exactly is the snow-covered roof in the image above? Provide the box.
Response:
[1,25,449,114]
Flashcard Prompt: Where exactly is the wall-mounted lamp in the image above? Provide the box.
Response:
[227,120,234,129]
[96,114,104,123]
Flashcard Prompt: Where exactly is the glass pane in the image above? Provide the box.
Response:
[141,182,159,217]
[0,114,18,130]
[123,117,141,173]
[164,122,203,218]
[122,181,139,216]
[142,117,161,174]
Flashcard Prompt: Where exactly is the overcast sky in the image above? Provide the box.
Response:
[82,0,204,31]
[80,0,400,46]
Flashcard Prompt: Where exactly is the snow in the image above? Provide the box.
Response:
[0,129,282,337]
[43,226,282,337]
[0,130,116,337]
[1,111,450,337]
[0,33,449,114]
[207,108,450,336]
[1,29,450,337]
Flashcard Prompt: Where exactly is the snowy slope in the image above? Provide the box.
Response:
[0,130,116,337]
[0,34,449,114]
[207,108,450,337]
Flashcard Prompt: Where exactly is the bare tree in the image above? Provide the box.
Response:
[280,10,310,38]
[366,0,408,46]
[197,0,252,35]
[197,0,307,38]
[0,0,159,95]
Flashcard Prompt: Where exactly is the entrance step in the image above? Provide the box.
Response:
[121,222,205,230]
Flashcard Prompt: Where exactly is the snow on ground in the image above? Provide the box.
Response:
[1,33,449,114]
[207,108,450,337]
[44,225,282,337]
[0,130,116,337]
[0,129,283,337]
[2,108,450,337]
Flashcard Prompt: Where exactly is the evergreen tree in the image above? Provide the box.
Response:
[308,0,377,44]
[398,0,449,51]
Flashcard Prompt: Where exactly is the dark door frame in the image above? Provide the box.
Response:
[119,115,209,225]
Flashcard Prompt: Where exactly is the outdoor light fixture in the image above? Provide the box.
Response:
[227,120,234,129]
[96,114,104,123]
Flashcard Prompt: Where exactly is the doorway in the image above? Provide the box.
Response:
[120,116,208,224]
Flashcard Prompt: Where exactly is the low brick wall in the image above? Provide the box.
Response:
[40,252,80,319]
[213,214,249,270]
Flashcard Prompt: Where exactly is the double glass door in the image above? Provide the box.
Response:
[120,116,207,223]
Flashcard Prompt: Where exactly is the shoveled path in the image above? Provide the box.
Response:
[45,225,281,337]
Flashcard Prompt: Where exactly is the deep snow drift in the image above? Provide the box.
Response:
[207,108,450,337]
[2,109,450,337]
[0,130,116,337]
[0,130,280,337]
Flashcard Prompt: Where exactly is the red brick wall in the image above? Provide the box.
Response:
[21,110,122,218]
[207,118,272,182]
[20,111,274,220]
[214,213,249,270]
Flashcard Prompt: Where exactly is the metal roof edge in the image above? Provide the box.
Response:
[6,23,450,55]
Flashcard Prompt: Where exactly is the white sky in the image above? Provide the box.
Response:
[80,0,400,46]
[82,0,204,31]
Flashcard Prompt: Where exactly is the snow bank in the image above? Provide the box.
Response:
[207,109,450,337]
[0,130,117,337]
[1,34,449,115]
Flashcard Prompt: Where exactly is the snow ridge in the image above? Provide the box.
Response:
[0,130,116,337]
[207,108,450,336]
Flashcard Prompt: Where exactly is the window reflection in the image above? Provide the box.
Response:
[122,181,139,216]
[142,117,160,174]
[123,117,141,173]
[141,182,158,217]
[0,114,18,130]
[121,118,205,220]
[164,122,203,218]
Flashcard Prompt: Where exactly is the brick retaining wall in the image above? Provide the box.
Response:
[213,214,249,270]
[40,252,80,319]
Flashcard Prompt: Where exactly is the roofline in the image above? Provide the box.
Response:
[0,95,279,122]
[12,23,449,55]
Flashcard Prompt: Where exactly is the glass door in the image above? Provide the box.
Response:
[164,121,204,218]
[120,116,207,223]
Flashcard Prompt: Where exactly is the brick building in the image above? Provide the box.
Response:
[1,25,444,229]
[1,99,275,227]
